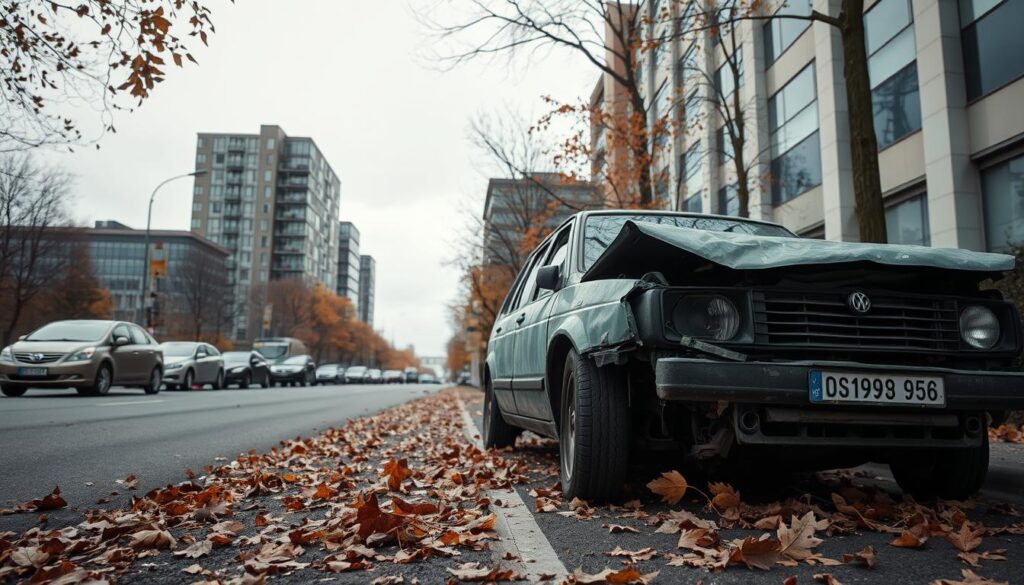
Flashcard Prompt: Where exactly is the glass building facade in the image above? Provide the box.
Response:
[337,221,361,314]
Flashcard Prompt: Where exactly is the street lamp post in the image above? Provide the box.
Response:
[139,170,207,326]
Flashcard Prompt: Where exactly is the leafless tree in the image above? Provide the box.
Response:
[176,247,232,341]
[0,155,72,344]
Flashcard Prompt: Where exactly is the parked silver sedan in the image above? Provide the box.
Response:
[161,342,225,390]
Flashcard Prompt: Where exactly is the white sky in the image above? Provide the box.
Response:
[41,0,595,357]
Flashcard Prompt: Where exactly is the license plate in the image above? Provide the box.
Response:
[809,370,945,407]
[18,367,47,377]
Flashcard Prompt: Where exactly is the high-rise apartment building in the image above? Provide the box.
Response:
[191,125,341,341]
[358,255,376,326]
[593,0,1024,251]
[337,221,361,313]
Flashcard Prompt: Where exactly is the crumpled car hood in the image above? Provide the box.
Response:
[582,220,1014,282]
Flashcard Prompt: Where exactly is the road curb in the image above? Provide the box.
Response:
[456,397,569,582]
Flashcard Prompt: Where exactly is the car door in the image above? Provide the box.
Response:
[250,352,268,381]
[109,324,139,383]
[490,243,549,416]
[128,326,157,382]
[197,345,219,382]
[510,225,572,421]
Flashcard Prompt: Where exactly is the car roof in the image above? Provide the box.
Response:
[569,209,792,233]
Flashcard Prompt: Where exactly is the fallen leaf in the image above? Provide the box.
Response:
[778,512,827,562]
[731,535,782,570]
[129,529,176,550]
[446,561,523,582]
[814,574,843,585]
[841,545,876,569]
[603,523,639,534]
[890,524,929,549]
[605,546,657,562]
[571,566,658,584]
[957,549,1006,567]
[930,569,1010,585]
[946,523,984,553]
[646,470,688,505]
[16,486,67,512]
[382,458,412,492]
[173,539,212,558]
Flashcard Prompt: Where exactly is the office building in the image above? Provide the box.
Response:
[337,221,361,313]
[358,254,375,326]
[190,125,341,341]
[87,221,229,328]
[482,173,603,268]
[592,0,1024,250]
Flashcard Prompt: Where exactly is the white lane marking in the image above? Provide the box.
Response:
[456,397,568,581]
[101,400,165,406]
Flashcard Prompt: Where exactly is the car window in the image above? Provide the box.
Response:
[112,324,131,343]
[534,227,572,302]
[26,321,109,342]
[206,345,220,356]
[196,346,208,358]
[514,243,551,311]
[127,326,149,345]
[499,258,533,316]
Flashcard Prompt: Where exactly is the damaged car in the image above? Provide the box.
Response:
[483,210,1024,501]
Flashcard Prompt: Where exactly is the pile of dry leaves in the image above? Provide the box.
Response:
[0,390,530,584]
[989,424,1024,444]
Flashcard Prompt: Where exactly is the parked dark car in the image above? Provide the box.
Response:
[269,355,316,386]
[161,342,224,390]
[0,320,163,396]
[483,210,1024,502]
[222,351,270,389]
[403,367,419,383]
[316,363,344,385]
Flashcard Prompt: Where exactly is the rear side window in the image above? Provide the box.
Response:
[112,324,131,343]
[206,345,220,356]
[129,326,149,345]
[535,227,572,301]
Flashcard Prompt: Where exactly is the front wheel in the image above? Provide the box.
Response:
[213,370,224,390]
[240,372,251,389]
[86,364,113,396]
[482,376,518,449]
[182,369,194,391]
[559,349,630,502]
[890,433,989,500]
[260,372,270,388]
[2,385,27,397]
[143,368,162,395]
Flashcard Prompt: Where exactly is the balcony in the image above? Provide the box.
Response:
[223,205,242,217]
[277,192,307,204]
[276,210,306,222]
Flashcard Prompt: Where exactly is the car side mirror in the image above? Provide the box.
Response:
[114,336,130,346]
[536,264,561,291]
[17,335,26,341]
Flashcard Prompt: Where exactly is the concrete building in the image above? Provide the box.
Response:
[358,254,376,326]
[336,221,361,313]
[592,0,1024,250]
[482,173,603,269]
[86,221,229,330]
[190,125,341,341]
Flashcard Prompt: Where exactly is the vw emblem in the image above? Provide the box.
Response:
[847,291,871,314]
[30,353,44,362]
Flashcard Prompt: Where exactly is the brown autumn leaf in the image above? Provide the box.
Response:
[11,546,50,568]
[603,523,640,534]
[957,549,1007,567]
[778,512,828,562]
[677,528,719,551]
[173,539,212,559]
[841,545,876,568]
[605,546,658,563]
[183,564,205,575]
[355,493,405,542]
[571,566,659,584]
[784,577,798,585]
[117,474,139,490]
[382,458,412,492]
[709,482,741,513]
[946,522,984,553]
[646,470,688,505]
[814,574,844,585]
[17,486,67,512]
[446,561,523,582]
[731,535,782,570]
[392,496,439,516]
[930,569,1010,585]
[891,524,929,549]
[129,529,176,550]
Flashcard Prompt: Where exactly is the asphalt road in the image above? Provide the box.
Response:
[0,383,440,514]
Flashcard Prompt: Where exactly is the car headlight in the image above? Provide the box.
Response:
[231,366,247,373]
[672,295,741,342]
[166,362,184,370]
[960,305,1000,349]
[67,347,96,362]
[0,346,13,363]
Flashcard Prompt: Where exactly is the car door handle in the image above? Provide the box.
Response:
[495,327,503,334]
[515,313,526,325]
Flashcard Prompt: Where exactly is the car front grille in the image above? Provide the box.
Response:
[14,352,67,364]
[752,290,960,351]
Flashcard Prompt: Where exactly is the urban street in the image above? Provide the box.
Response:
[3,0,1024,584]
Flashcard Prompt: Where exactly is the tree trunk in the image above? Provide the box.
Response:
[629,92,655,208]
[840,0,887,243]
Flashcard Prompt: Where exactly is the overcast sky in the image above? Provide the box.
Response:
[40,0,594,357]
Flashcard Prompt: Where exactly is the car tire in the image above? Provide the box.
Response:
[143,368,162,395]
[482,376,519,449]
[2,385,27,397]
[84,364,113,396]
[213,370,224,390]
[182,369,194,391]
[890,433,989,500]
[559,349,630,502]
[240,372,251,389]
[260,372,269,388]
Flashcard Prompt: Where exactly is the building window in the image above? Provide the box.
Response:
[960,0,1024,100]
[192,202,202,212]
[714,50,744,100]
[193,185,203,196]
[681,193,702,212]
[214,153,224,165]
[718,184,739,216]
[191,219,201,229]
[886,194,930,246]
[764,0,812,65]
[196,153,206,164]
[716,124,735,164]
[769,64,821,204]
[683,89,701,127]
[676,43,697,92]
[682,141,704,198]
[266,138,275,150]
[264,170,272,182]
[866,0,921,149]
[982,152,1024,251]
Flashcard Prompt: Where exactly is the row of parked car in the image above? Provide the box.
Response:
[0,322,436,397]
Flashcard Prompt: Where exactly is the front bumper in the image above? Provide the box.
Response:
[162,367,187,382]
[0,361,98,387]
[270,370,306,381]
[655,358,1024,409]
[656,358,1024,450]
